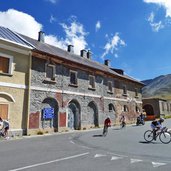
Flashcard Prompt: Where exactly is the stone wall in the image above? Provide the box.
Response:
[28,57,142,134]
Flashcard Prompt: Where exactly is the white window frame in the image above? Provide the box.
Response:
[88,75,95,89]
[70,70,78,85]
[108,81,113,93]
[45,63,56,81]
[0,52,13,75]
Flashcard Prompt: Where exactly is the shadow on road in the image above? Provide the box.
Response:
[139,141,160,144]
[112,128,121,130]
[92,134,103,137]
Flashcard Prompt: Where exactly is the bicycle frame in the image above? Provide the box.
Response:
[144,127,171,144]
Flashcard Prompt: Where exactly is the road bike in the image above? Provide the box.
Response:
[144,127,171,144]
[120,121,126,129]
[0,121,5,138]
[103,125,111,136]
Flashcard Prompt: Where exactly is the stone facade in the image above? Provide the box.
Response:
[0,26,144,136]
[27,54,143,134]
[143,98,171,120]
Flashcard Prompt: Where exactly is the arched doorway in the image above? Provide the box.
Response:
[67,100,81,130]
[143,104,154,115]
[87,101,98,127]
[108,103,116,120]
[0,92,15,119]
[143,104,154,120]
[41,97,58,131]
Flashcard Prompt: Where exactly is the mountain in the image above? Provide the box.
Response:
[142,74,171,100]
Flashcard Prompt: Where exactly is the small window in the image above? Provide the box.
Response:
[123,105,128,112]
[70,71,77,85]
[135,88,138,97]
[89,75,95,89]
[162,102,165,111]
[109,103,115,112]
[45,63,56,81]
[135,106,140,112]
[123,85,127,95]
[0,53,13,75]
[108,81,113,93]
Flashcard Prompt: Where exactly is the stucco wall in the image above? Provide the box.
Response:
[0,46,30,135]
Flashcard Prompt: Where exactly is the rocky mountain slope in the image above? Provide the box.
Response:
[142,74,171,100]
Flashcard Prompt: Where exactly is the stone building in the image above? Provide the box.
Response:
[143,98,171,120]
[0,26,144,135]
[22,31,144,134]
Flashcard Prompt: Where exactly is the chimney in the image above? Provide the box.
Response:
[87,50,92,59]
[38,31,45,43]
[67,45,74,53]
[80,49,87,58]
[104,59,110,66]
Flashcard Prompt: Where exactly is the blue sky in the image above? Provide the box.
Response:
[0,0,171,81]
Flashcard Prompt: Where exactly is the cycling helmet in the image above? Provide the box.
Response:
[159,118,164,122]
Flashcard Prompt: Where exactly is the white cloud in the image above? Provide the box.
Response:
[50,15,56,23]
[60,19,88,54]
[95,21,101,32]
[0,9,42,39]
[0,9,88,55]
[147,12,164,31]
[144,0,171,17]
[101,33,126,59]
[46,0,58,4]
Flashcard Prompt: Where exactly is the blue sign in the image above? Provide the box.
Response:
[43,108,54,119]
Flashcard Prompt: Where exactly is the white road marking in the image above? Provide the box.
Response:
[94,154,107,158]
[107,152,128,158]
[111,156,123,160]
[70,140,75,144]
[8,152,89,171]
[130,159,143,164]
[152,162,166,168]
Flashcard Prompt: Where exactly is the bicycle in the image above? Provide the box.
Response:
[0,121,5,138]
[103,125,111,136]
[144,127,171,144]
[120,121,126,129]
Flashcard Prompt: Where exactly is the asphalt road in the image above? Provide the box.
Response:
[1,119,171,171]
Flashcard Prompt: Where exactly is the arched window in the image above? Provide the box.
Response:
[123,105,129,112]
[108,103,115,112]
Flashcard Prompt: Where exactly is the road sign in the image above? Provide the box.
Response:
[43,108,54,119]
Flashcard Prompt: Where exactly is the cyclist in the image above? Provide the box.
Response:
[103,116,111,136]
[0,117,9,138]
[120,115,126,128]
[150,118,164,140]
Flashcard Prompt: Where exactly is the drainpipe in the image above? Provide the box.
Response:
[26,51,32,135]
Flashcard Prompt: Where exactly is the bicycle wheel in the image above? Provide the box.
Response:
[103,126,108,136]
[144,130,154,142]
[159,132,171,144]
[0,121,4,131]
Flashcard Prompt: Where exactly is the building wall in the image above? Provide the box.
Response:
[0,45,30,135]
[143,98,171,119]
[28,56,143,134]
